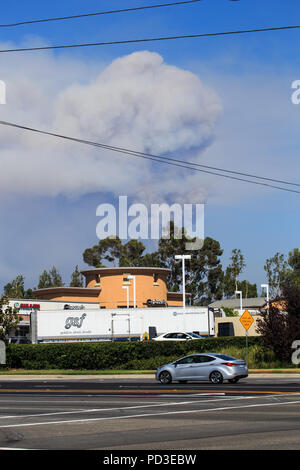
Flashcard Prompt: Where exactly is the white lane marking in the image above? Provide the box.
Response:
[0,397,235,420]
[0,399,159,404]
[0,395,262,421]
[0,447,35,450]
[1,393,299,421]
[0,396,300,428]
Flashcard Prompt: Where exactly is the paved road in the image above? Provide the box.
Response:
[1,375,300,450]
[1,374,300,395]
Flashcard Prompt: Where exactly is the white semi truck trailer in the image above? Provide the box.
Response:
[31,307,215,343]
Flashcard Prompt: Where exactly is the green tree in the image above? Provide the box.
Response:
[70,265,84,287]
[83,237,161,268]
[157,223,224,305]
[38,267,64,289]
[0,295,21,341]
[256,278,300,363]
[221,306,239,317]
[83,237,124,268]
[228,248,246,293]
[237,280,258,299]
[222,266,235,298]
[287,248,300,285]
[4,275,25,298]
[38,270,52,289]
[120,240,147,266]
[134,252,162,267]
[3,275,34,299]
[264,252,288,298]
[157,222,191,292]
[191,237,224,305]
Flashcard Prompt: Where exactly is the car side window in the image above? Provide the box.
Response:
[190,355,216,364]
[176,356,194,365]
[199,355,216,363]
[191,356,203,363]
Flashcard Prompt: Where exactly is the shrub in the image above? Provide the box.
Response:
[5,337,266,370]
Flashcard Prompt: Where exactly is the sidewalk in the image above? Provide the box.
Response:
[1,370,300,380]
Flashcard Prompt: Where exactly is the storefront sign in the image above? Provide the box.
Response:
[14,302,40,310]
[146,299,168,307]
[64,304,85,310]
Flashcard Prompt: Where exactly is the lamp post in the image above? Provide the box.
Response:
[175,254,191,332]
[122,285,129,308]
[261,284,269,314]
[127,275,136,308]
[235,290,243,316]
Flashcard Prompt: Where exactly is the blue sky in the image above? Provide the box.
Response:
[0,0,300,294]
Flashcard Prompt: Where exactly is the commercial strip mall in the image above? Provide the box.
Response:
[8,267,266,341]
[9,267,190,340]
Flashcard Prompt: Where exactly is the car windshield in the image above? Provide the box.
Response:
[187,333,202,338]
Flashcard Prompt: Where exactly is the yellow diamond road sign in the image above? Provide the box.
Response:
[240,309,254,331]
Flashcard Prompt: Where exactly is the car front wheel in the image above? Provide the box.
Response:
[209,370,223,384]
[159,371,172,384]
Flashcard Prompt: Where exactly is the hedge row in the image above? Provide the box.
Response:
[5,337,262,370]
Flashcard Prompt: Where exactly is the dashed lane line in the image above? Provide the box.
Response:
[1,398,300,429]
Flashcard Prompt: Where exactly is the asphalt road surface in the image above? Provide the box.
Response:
[1,375,300,451]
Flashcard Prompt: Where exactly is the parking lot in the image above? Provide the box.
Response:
[0,375,300,450]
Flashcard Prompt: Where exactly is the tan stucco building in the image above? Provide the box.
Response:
[34,267,187,309]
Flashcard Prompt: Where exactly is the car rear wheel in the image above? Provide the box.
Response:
[159,371,172,384]
[228,378,239,384]
[209,370,223,384]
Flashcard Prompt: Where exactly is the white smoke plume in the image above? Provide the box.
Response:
[0,49,222,200]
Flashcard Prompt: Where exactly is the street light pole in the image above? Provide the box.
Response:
[127,275,136,308]
[175,254,191,332]
[261,284,269,315]
[122,285,129,308]
[235,290,243,316]
[122,285,130,341]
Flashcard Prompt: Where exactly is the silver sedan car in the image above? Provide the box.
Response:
[156,353,248,384]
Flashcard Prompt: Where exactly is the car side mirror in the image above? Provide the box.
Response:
[174,362,178,367]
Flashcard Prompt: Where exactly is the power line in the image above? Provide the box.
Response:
[92,142,300,189]
[1,119,298,188]
[0,1,201,28]
[0,24,299,53]
[0,119,299,195]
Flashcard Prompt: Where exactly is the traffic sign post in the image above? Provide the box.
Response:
[239,310,254,367]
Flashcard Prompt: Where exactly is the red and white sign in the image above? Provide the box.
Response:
[14,303,40,310]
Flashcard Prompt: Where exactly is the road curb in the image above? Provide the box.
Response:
[0,372,300,380]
